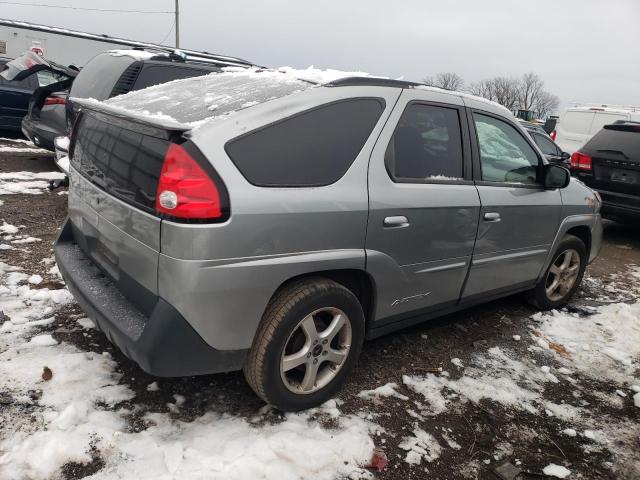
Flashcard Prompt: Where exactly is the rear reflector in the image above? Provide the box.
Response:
[155,143,224,220]
[550,130,557,141]
[44,96,66,106]
[570,151,593,171]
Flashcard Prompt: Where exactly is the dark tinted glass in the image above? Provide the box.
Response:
[584,127,640,161]
[386,103,464,181]
[69,53,134,100]
[72,113,168,211]
[134,65,216,90]
[533,133,560,156]
[225,99,384,187]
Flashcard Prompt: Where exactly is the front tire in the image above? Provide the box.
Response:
[529,234,587,310]
[244,278,365,411]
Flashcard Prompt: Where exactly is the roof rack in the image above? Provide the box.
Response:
[324,77,422,88]
[0,18,258,68]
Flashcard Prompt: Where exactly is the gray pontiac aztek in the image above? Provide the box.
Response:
[55,70,602,411]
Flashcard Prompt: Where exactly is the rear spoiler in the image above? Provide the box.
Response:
[71,97,192,137]
[604,122,640,133]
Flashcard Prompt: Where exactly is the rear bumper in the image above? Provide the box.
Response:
[601,201,640,222]
[54,218,247,377]
[21,116,62,151]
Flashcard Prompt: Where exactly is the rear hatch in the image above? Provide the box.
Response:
[66,69,313,313]
[581,123,640,208]
[67,110,189,314]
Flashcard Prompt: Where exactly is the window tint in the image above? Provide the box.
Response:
[0,71,33,90]
[225,99,384,187]
[474,113,540,184]
[70,53,134,100]
[134,65,215,90]
[532,133,560,156]
[385,103,464,181]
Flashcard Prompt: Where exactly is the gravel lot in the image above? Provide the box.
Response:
[1,138,639,480]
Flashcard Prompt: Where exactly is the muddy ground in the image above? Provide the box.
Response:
[1,143,639,480]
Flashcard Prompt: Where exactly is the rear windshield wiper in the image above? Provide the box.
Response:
[596,149,629,160]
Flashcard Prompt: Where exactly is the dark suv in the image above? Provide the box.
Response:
[571,121,640,222]
[4,49,255,151]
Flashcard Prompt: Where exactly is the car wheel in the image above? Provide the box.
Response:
[529,234,587,310]
[244,278,364,411]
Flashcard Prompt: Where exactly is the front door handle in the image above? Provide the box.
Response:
[483,212,501,222]
[383,215,410,228]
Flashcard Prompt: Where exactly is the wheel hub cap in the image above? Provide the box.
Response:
[280,307,352,395]
[545,248,581,302]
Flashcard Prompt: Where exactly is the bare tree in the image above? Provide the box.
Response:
[517,72,544,111]
[468,79,494,100]
[491,76,520,111]
[533,91,560,119]
[423,72,464,91]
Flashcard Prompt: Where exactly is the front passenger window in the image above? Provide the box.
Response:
[474,114,540,184]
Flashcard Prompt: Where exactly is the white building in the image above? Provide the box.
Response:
[0,18,249,67]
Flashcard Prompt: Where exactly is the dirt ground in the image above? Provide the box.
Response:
[1,142,639,480]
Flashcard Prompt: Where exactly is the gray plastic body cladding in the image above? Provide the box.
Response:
[68,168,160,295]
[159,86,403,350]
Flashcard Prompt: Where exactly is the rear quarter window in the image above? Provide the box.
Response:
[589,113,629,134]
[225,98,385,187]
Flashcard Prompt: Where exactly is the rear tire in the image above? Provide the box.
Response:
[244,278,365,412]
[529,234,587,310]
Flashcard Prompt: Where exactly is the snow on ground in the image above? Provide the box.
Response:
[0,171,66,195]
[0,261,377,480]
[0,138,50,154]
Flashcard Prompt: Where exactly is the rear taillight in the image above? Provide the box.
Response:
[44,96,66,106]
[155,143,226,220]
[570,151,593,171]
[550,130,557,141]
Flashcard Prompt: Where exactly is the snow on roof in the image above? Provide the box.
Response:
[276,66,376,84]
[107,49,163,61]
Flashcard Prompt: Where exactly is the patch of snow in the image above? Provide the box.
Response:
[27,274,43,285]
[146,382,160,392]
[276,66,374,84]
[399,428,442,465]
[634,392,640,408]
[358,382,409,401]
[543,464,571,478]
[451,358,464,368]
[0,222,19,234]
[76,318,95,330]
[0,171,64,195]
[513,335,521,341]
[26,333,58,347]
[562,428,577,437]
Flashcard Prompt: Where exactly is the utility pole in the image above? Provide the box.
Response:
[175,0,180,48]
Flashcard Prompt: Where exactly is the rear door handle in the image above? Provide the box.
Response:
[483,212,501,222]
[383,216,410,228]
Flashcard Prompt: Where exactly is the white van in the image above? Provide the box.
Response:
[553,106,640,154]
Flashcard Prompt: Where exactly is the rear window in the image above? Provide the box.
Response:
[106,69,313,125]
[225,98,385,187]
[134,64,216,90]
[70,53,134,100]
[561,111,594,134]
[71,113,169,212]
[583,126,640,161]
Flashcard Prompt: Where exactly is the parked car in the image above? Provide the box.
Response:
[0,55,41,131]
[570,121,640,223]
[553,106,640,154]
[4,48,256,156]
[54,72,603,411]
[520,121,570,165]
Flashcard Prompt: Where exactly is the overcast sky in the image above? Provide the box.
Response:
[3,0,639,110]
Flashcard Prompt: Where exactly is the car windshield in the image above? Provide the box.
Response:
[103,68,314,126]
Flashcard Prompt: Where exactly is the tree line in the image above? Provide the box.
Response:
[422,72,560,119]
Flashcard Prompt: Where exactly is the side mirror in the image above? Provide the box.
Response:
[560,151,570,160]
[544,164,571,189]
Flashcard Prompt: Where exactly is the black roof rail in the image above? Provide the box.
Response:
[323,77,422,88]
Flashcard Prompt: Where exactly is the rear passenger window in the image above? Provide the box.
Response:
[225,99,384,187]
[385,103,464,181]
